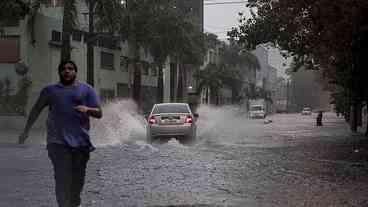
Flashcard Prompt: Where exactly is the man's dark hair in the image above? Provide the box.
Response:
[58,60,78,73]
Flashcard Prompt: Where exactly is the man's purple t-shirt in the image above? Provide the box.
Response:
[40,81,100,151]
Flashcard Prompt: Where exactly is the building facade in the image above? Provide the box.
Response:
[0,1,159,129]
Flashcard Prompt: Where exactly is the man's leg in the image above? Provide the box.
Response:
[47,144,73,207]
[70,148,90,207]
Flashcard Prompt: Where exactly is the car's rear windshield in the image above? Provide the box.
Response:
[303,108,311,110]
[153,104,190,114]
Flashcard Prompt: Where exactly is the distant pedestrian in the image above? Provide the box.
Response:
[317,111,323,126]
[18,60,102,207]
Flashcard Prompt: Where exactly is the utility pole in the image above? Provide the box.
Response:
[286,79,290,113]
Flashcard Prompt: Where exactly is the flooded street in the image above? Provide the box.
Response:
[84,101,368,206]
[1,101,368,206]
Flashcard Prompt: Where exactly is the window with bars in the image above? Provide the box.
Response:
[51,30,61,42]
[72,31,82,42]
[141,62,149,76]
[100,52,114,70]
[151,66,158,76]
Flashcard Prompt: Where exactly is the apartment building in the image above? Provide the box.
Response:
[0,1,158,129]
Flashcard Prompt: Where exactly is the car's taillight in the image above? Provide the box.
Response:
[148,116,156,124]
[185,115,193,123]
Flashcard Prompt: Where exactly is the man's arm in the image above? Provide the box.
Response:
[74,105,102,119]
[19,94,48,144]
[74,86,103,119]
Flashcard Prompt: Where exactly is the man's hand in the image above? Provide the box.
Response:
[74,105,90,113]
[18,131,29,144]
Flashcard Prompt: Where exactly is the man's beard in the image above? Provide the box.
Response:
[59,74,76,85]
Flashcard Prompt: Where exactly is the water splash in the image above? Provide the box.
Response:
[195,104,266,146]
[90,102,266,148]
[91,99,146,146]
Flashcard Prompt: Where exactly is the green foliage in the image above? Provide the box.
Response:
[92,0,123,33]
[0,0,30,25]
[195,63,224,94]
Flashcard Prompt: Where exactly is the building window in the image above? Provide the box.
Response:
[101,52,114,70]
[0,19,19,27]
[0,36,19,63]
[117,83,129,98]
[51,30,61,42]
[120,56,128,72]
[100,89,115,102]
[98,37,118,49]
[46,0,63,7]
[72,31,82,42]
[151,66,157,76]
[141,62,149,76]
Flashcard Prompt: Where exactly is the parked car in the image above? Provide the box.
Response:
[146,103,198,144]
[301,107,312,115]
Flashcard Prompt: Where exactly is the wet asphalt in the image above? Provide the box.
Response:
[1,110,368,207]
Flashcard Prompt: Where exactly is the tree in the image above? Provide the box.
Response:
[120,0,205,104]
[60,0,77,61]
[0,1,30,28]
[196,63,224,105]
[119,0,153,105]
[150,2,205,103]
[197,34,260,105]
[229,0,368,134]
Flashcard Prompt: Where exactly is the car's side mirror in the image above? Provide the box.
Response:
[193,113,199,118]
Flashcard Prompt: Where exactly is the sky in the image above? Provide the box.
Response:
[203,0,248,40]
[203,0,290,78]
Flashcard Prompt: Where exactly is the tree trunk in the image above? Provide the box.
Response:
[366,99,368,137]
[366,109,368,137]
[350,102,359,132]
[86,1,96,86]
[127,0,141,107]
[132,60,141,106]
[177,64,184,102]
[173,62,179,102]
[156,65,164,103]
[127,40,141,105]
[61,0,74,61]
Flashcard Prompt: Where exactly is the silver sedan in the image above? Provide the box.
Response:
[146,103,198,143]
